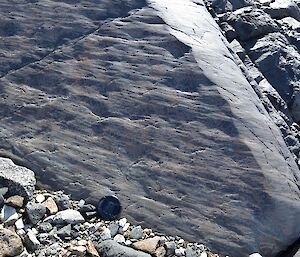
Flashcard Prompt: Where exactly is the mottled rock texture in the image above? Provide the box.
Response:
[0,0,300,256]
[0,157,36,200]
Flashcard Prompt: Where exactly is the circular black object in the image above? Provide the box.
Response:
[0,195,4,209]
[96,195,122,221]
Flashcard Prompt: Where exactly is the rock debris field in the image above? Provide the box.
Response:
[0,157,224,257]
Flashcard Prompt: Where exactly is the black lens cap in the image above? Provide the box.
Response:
[96,195,122,221]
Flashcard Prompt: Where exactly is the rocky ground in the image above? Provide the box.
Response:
[0,166,221,257]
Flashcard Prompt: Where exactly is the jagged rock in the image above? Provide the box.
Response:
[26,201,47,225]
[227,7,279,40]
[0,204,18,224]
[15,218,25,230]
[24,229,40,251]
[244,32,300,105]
[42,197,58,215]
[55,194,71,211]
[263,0,300,21]
[0,158,36,201]
[70,245,86,257]
[6,195,24,208]
[96,240,152,257]
[57,224,72,239]
[132,236,160,254]
[0,228,24,257]
[165,241,176,256]
[86,240,100,257]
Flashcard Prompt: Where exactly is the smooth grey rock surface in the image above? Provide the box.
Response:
[0,0,300,257]
[96,240,151,257]
[0,158,36,201]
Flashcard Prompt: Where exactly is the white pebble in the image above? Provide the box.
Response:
[200,251,208,257]
[125,240,132,246]
[36,194,45,203]
[114,234,126,244]
[78,199,85,208]
[77,239,87,246]
[15,218,24,230]
[118,218,127,227]
[175,247,186,256]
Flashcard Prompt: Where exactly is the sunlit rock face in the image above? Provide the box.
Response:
[0,0,300,256]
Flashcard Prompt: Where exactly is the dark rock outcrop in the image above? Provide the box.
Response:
[0,0,300,256]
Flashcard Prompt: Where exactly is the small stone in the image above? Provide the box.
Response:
[15,218,25,230]
[70,245,86,257]
[38,222,53,233]
[155,246,167,257]
[0,205,18,224]
[78,199,85,208]
[175,248,186,256]
[78,239,88,246]
[118,217,127,227]
[131,226,144,239]
[114,234,126,244]
[125,239,132,246]
[0,228,24,256]
[24,229,40,251]
[51,209,85,224]
[42,197,58,214]
[26,202,46,225]
[109,223,119,237]
[132,236,160,254]
[6,195,24,208]
[55,194,71,210]
[0,187,8,196]
[120,222,130,233]
[86,240,100,257]
[200,251,208,257]
[35,194,46,203]
[99,227,112,240]
[165,241,176,256]
[57,224,72,239]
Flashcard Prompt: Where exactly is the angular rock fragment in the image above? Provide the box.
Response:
[26,202,46,225]
[132,236,160,254]
[0,158,36,201]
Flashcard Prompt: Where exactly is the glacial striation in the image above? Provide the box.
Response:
[0,0,300,256]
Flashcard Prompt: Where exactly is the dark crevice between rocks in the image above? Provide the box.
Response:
[277,237,300,257]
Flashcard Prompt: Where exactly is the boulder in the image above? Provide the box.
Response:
[96,240,151,257]
[0,228,24,257]
[227,8,279,41]
[263,0,300,21]
[0,158,36,201]
[244,32,300,105]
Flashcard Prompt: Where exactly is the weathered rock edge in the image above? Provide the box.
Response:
[0,157,36,201]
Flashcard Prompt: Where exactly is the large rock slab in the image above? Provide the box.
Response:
[0,157,36,201]
[0,0,300,257]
